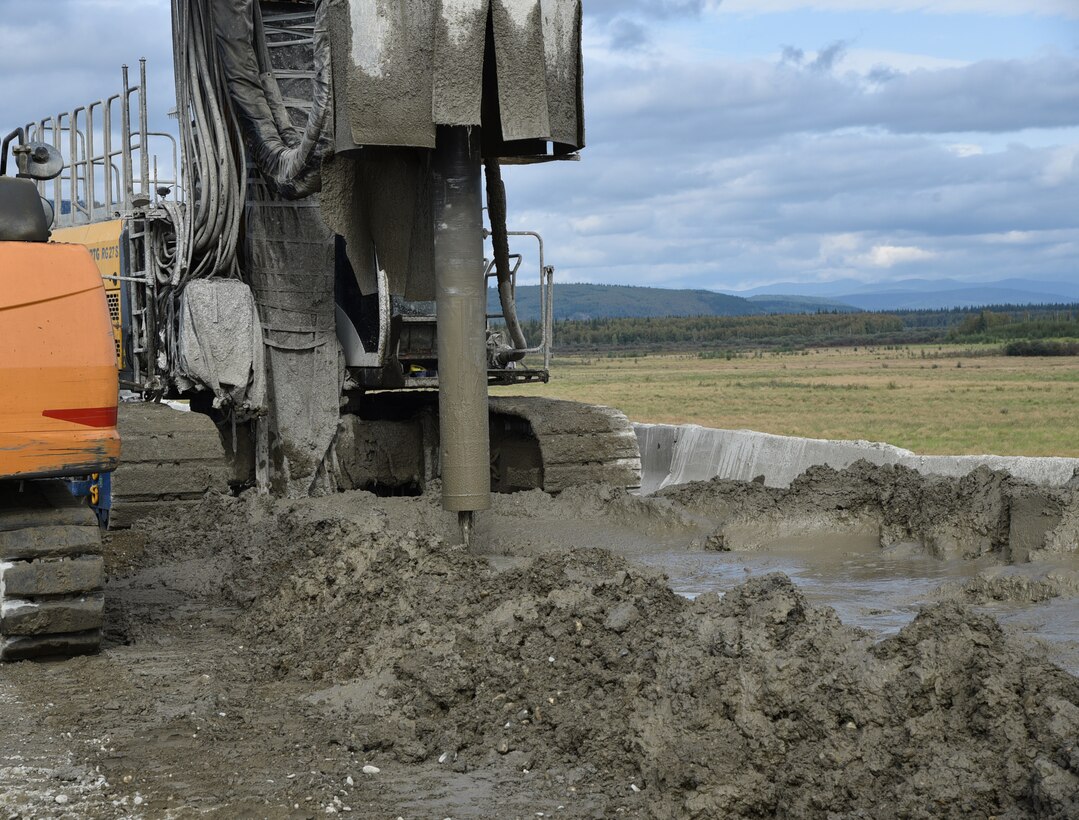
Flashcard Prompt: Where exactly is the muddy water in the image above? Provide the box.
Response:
[991,595,1079,674]
[635,535,1079,675]
[470,477,1079,676]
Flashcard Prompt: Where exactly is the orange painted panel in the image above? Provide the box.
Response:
[0,242,120,479]
[52,220,125,368]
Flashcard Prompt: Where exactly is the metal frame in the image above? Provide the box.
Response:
[485,231,555,373]
[24,60,181,227]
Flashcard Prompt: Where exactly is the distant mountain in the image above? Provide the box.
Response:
[836,288,1076,311]
[491,281,1077,323]
[747,294,859,314]
[732,277,1079,307]
[495,284,762,321]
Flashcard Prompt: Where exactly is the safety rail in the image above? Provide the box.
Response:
[484,231,555,372]
[23,60,181,229]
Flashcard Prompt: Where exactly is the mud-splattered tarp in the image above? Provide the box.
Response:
[177,279,267,415]
[327,0,584,150]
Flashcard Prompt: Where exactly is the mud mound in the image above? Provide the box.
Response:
[232,506,1079,819]
[663,460,1079,560]
[939,565,1079,604]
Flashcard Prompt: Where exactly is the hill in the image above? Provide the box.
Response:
[734,277,1079,311]
[836,288,1076,311]
[747,294,859,314]
[493,284,854,321]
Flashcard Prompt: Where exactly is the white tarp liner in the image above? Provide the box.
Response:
[636,423,1079,494]
[178,279,267,415]
[328,0,584,150]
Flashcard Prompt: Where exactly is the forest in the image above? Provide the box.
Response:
[515,305,1079,354]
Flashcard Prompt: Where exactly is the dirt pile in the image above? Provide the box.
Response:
[211,498,1079,819]
[939,564,1079,604]
[662,460,1079,560]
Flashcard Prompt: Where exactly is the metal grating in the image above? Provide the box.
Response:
[106,291,122,363]
[106,291,121,324]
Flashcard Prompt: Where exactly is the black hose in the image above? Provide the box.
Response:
[484,159,528,365]
[171,0,246,283]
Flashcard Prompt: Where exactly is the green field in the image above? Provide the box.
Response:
[496,345,1079,457]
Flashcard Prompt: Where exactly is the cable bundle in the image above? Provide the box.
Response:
[170,0,247,287]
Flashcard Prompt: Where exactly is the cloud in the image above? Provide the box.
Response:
[809,41,847,72]
[584,1,716,21]
[853,245,937,268]
[0,0,174,131]
[1,0,1074,296]
[503,124,1079,288]
[607,18,650,51]
[781,46,806,65]
[1040,144,1079,186]
[714,1,1079,18]
[585,0,721,49]
[585,54,1079,146]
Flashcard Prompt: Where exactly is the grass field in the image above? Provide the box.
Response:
[495,345,1079,457]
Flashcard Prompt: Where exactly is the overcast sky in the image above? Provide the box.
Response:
[2,0,1076,292]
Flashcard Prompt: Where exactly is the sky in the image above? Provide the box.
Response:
[1,0,1076,293]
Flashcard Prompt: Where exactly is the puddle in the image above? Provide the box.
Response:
[636,534,1079,676]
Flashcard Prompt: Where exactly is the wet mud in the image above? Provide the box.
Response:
[1,462,1078,818]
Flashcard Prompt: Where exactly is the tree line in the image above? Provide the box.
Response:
[514,304,1079,354]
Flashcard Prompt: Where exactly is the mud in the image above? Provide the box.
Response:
[2,462,1078,818]
[329,0,584,151]
[662,460,1079,561]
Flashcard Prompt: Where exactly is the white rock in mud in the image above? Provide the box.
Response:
[345,775,354,786]
[362,765,380,775]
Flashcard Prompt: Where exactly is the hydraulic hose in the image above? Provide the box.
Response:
[484,159,528,366]
[171,0,246,284]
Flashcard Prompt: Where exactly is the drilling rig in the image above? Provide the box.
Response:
[18,0,642,554]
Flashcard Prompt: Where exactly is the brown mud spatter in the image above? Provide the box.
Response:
[0,463,1077,818]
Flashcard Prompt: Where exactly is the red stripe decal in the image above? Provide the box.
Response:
[42,406,118,428]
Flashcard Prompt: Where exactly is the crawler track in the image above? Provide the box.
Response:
[489,396,642,493]
[0,480,104,661]
[111,402,230,527]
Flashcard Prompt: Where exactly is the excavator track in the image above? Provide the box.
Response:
[338,395,642,496]
[0,480,104,662]
[488,397,642,494]
[112,402,230,528]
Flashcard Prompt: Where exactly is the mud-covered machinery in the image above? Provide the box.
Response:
[22,0,642,536]
[0,132,119,661]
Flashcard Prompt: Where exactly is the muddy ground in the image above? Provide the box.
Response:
[2,462,1079,818]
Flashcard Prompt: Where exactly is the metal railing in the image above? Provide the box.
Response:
[485,231,555,372]
[23,60,181,228]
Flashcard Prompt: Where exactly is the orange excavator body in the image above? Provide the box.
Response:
[0,241,120,479]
